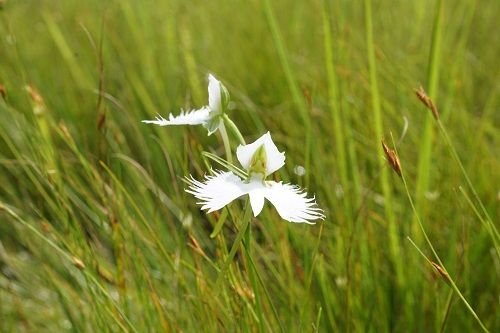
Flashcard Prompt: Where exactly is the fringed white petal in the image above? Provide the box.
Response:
[186,171,248,213]
[208,74,221,112]
[236,132,285,176]
[262,181,325,223]
[142,107,210,126]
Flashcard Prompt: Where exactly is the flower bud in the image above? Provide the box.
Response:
[219,81,231,112]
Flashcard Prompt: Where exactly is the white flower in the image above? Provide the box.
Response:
[142,74,229,135]
[186,132,325,223]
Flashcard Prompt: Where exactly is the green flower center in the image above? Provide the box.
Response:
[247,144,267,181]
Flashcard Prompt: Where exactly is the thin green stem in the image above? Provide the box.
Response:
[393,141,490,333]
[365,0,403,286]
[437,120,496,233]
[322,0,349,208]
[218,121,233,164]
[243,243,285,333]
[210,208,229,238]
[458,186,500,258]
[406,237,434,266]
[414,0,443,242]
[314,307,323,332]
[223,114,246,145]
[214,200,252,292]
[263,0,312,187]
[201,152,247,178]
[440,290,454,333]
[244,221,264,333]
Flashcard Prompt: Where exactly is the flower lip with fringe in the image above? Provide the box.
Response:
[142,74,229,135]
[186,132,325,224]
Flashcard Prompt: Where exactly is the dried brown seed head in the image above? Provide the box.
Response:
[72,256,85,270]
[188,233,206,257]
[97,112,106,131]
[41,221,52,233]
[0,84,6,100]
[431,261,451,285]
[234,284,255,302]
[381,140,402,177]
[25,85,46,115]
[58,122,72,140]
[415,86,439,120]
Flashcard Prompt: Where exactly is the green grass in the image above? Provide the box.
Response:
[0,0,498,331]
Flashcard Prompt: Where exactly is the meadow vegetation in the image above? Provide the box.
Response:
[0,0,498,331]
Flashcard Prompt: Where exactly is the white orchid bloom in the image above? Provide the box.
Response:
[142,74,229,135]
[186,132,325,224]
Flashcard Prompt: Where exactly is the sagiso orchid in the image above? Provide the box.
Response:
[142,74,229,135]
[187,132,324,223]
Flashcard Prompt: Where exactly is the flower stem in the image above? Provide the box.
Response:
[223,114,246,145]
[244,219,265,333]
[214,199,252,291]
[243,241,285,333]
[218,121,233,164]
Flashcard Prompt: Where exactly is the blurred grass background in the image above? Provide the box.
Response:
[0,0,498,331]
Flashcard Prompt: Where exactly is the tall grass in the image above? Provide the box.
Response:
[0,0,498,331]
